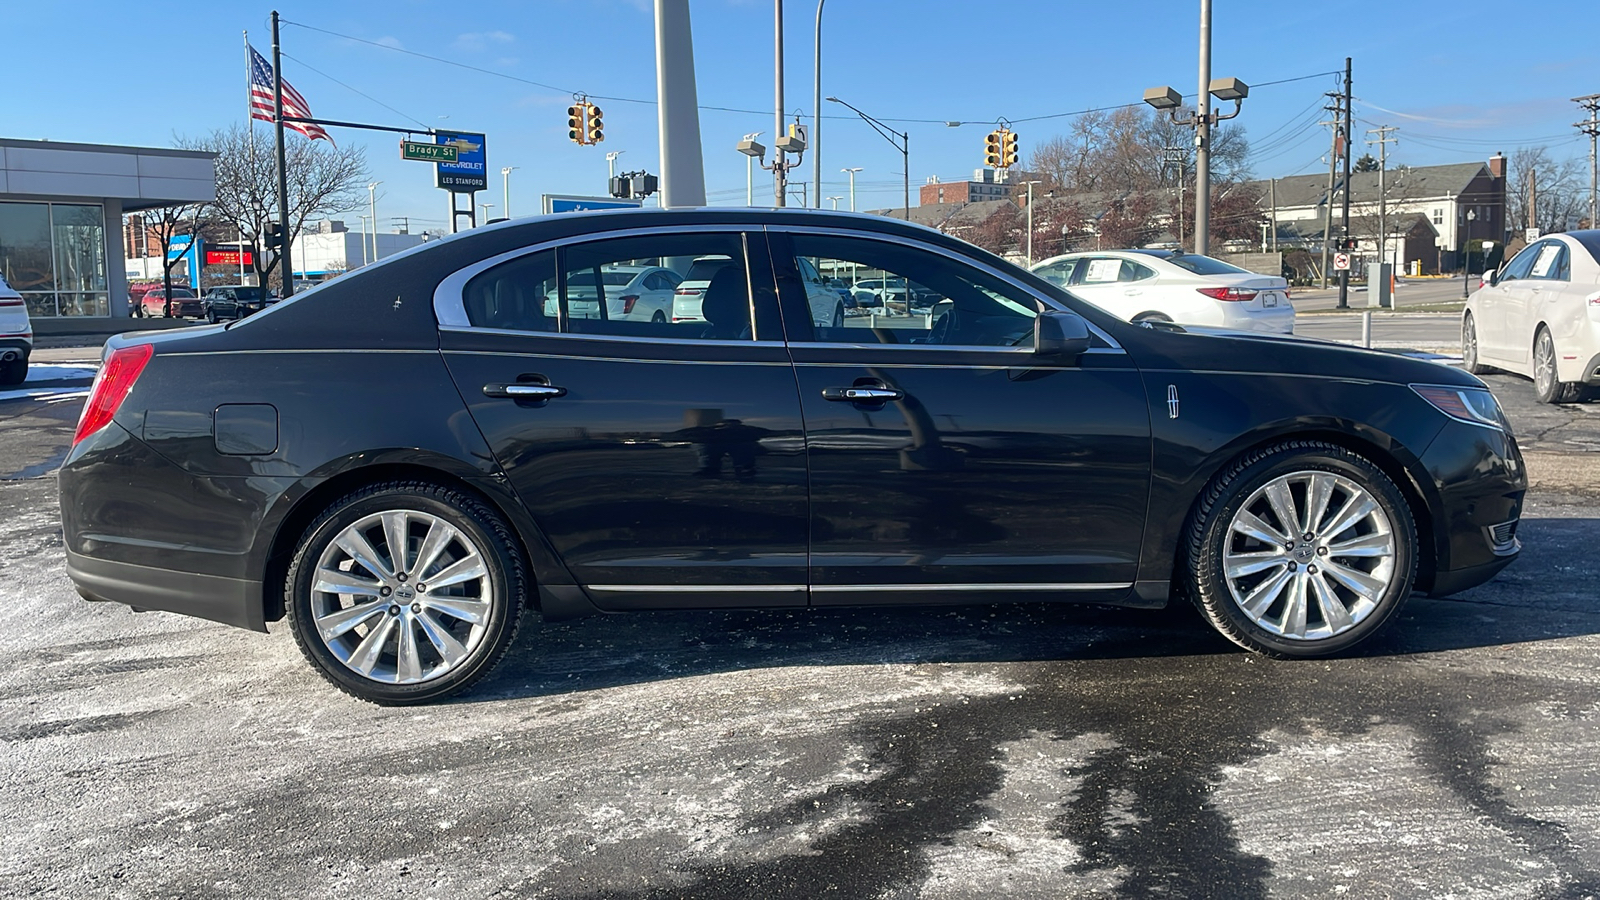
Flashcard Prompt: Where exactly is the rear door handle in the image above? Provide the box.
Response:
[483,382,567,400]
[822,386,904,402]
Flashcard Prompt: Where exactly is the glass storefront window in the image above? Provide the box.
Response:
[0,200,107,317]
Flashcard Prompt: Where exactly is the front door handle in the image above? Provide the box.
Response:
[822,386,904,402]
[483,382,567,400]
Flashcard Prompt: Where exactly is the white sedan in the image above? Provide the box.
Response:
[551,265,682,323]
[1463,231,1600,403]
[1031,250,1294,334]
[0,273,31,385]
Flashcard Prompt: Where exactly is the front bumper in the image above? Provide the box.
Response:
[1417,417,1526,596]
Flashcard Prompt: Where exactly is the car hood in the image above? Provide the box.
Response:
[1121,320,1485,389]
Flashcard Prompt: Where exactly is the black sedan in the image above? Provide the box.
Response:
[201,286,274,323]
[59,209,1525,704]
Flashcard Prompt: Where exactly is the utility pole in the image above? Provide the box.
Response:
[773,0,787,207]
[1319,92,1343,289]
[1194,0,1212,256]
[1574,93,1599,228]
[1367,125,1398,269]
[1338,56,1353,309]
[1528,167,1538,235]
[271,10,293,298]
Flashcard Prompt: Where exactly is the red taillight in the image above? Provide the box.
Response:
[620,294,639,314]
[1197,286,1259,302]
[0,298,22,307]
[675,288,702,296]
[73,344,153,447]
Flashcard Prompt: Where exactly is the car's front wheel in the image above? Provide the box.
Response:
[1185,441,1417,658]
[285,481,527,704]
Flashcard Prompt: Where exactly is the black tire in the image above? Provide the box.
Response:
[206,310,218,324]
[0,357,25,386]
[1134,312,1173,325]
[651,310,667,324]
[1461,313,1490,375]
[1184,440,1417,658]
[1533,326,1582,404]
[284,481,527,704]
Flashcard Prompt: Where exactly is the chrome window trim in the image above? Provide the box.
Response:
[587,584,807,593]
[432,223,759,331]
[442,347,793,367]
[762,224,1125,353]
[438,324,787,350]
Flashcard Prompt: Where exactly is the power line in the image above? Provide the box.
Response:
[280,51,429,129]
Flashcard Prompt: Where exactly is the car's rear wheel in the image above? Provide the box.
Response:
[1533,326,1582,404]
[206,310,218,324]
[651,310,667,324]
[1134,311,1173,325]
[1185,441,1417,658]
[285,481,526,704]
[1462,313,1489,375]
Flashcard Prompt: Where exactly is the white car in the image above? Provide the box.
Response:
[1030,250,1294,334]
[549,265,682,323]
[670,256,738,323]
[0,273,32,385]
[1463,230,1600,403]
[793,256,846,327]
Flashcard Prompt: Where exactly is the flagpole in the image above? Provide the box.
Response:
[243,29,252,288]
[272,10,294,298]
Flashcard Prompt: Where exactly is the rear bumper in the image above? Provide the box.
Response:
[66,547,266,632]
[1219,304,1295,334]
[0,337,30,360]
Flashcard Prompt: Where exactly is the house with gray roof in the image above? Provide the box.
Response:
[1251,155,1506,273]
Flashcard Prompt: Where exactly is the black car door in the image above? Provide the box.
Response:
[438,227,810,610]
[766,228,1152,604]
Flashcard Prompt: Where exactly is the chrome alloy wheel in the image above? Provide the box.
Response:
[309,509,493,684]
[1222,470,1396,641]
[1534,329,1556,398]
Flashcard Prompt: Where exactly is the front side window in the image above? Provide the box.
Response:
[783,233,1037,348]
[1497,244,1540,283]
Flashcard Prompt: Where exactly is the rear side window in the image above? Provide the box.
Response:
[462,249,558,333]
[562,233,759,341]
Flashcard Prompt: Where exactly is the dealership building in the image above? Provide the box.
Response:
[0,137,216,318]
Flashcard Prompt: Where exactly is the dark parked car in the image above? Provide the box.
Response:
[201,286,274,322]
[60,208,1525,704]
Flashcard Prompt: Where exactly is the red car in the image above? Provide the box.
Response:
[131,285,201,318]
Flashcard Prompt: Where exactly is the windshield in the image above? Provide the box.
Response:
[234,287,266,301]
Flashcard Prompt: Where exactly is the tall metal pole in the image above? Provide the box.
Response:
[844,167,861,211]
[812,0,826,207]
[368,182,381,262]
[1194,0,1212,256]
[1320,94,1339,289]
[1576,94,1600,228]
[1338,57,1353,309]
[654,0,707,209]
[271,10,293,298]
[501,166,518,218]
[903,132,910,223]
[774,0,786,207]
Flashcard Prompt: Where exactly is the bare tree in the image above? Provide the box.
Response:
[178,123,369,289]
[1506,146,1587,235]
[136,202,215,316]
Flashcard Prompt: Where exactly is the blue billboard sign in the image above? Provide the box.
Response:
[541,194,645,214]
[435,132,487,193]
[165,235,201,287]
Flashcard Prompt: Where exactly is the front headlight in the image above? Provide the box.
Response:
[1411,384,1511,432]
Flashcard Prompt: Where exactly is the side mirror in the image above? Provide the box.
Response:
[1482,268,1497,286]
[1035,309,1092,359]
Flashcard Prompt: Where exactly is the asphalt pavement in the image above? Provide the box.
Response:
[4,339,1600,898]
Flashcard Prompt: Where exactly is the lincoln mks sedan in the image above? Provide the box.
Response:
[60,208,1525,704]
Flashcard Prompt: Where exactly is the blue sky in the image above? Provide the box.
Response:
[7,0,1596,231]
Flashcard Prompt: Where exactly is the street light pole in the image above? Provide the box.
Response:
[478,201,495,224]
[828,195,843,210]
[812,0,826,207]
[774,0,786,207]
[829,97,908,222]
[1194,0,1212,256]
[367,181,381,263]
[1462,207,1477,299]
[500,166,518,219]
[842,166,861,211]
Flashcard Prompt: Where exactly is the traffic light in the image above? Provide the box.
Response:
[567,104,586,145]
[266,222,283,248]
[1001,130,1019,168]
[984,130,1003,169]
[586,104,605,144]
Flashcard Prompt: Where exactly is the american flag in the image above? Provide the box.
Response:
[248,45,334,145]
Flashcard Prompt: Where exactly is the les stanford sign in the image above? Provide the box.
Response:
[435,132,487,193]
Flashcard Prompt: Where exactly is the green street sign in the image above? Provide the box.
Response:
[401,140,458,163]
